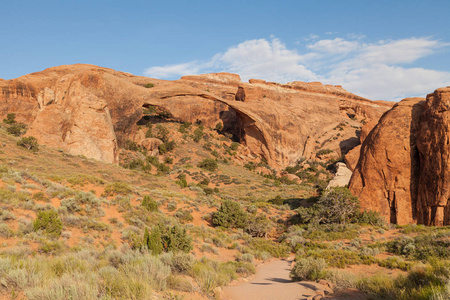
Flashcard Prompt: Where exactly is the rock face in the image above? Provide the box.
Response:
[179,73,392,168]
[349,98,425,225]
[326,162,353,189]
[349,90,450,226]
[416,87,450,226]
[235,87,246,101]
[0,64,392,168]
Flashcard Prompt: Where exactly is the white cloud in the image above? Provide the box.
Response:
[307,38,359,54]
[143,36,450,100]
[212,38,318,82]
[144,62,204,78]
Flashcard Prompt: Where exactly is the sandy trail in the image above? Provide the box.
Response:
[222,257,326,300]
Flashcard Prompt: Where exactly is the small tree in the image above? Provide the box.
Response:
[296,187,360,224]
[246,214,272,237]
[213,200,248,229]
[17,136,39,152]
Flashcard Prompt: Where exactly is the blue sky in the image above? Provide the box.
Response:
[1,0,449,100]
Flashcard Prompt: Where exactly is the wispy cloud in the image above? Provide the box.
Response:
[144,36,450,100]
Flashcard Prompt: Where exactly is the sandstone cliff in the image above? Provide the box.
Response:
[349,98,425,225]
[350,88,450,226]
[0,64,392,168]
[416,87,450,226]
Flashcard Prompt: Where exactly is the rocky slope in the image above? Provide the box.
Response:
[0,64,392,168]
[350,88,450,226]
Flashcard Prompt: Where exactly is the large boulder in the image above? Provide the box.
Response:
[416,87,450,226]
[326,162,352,189]
[349,98,425,225]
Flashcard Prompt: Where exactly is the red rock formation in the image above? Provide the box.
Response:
[349,98,425,225]
[235,87,246,102]
[0,64,392,168]
[344,119,379,171]
[416,87,450,226]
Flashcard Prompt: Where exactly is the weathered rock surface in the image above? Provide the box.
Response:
[349,98,425,225]
[416,87,450,226]
[326,162,353,189]
[141,138,163,156]
[179,73,393,168]
[235,86,245,102]
[0,64,392,168]
[344,119,379,171]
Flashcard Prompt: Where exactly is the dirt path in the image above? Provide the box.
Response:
[222,257,328,300]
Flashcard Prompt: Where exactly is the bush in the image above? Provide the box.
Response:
[290,257,328,281]
[7,123,27,136]
[145,83,154,88]
[297,187,360,224]
[143,227,163,255]
[142,196,158,212]
[161,252,196,274]
[161,225,193,253]
[246,214,272,237]
[193,127,203,142]
[33,210,63,238]
[156,125,169,143]
[269,195,284,205]
[212,200,247,229]
[17,136,39,151]
[102,182,132,196]
[3,113,16,124]
[178,122,191,134]
[230,142,240,151]
[197,159,218,172]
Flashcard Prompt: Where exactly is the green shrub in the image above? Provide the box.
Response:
[269,195,284,205]
[193,127,203,142]
[124,140,140,151]
[297,187,359,224]
[244,162,256,171]
[212,200,247,229]
[17,136,39,151]
[142,196,158,212]
[214,122,223,132]
[156,125,169,143]
[161,252,196,274]
[178,122,191,134]
[246,214,272,237]
[230,142,240,151]
[102,182,132,196]
[33,210,63,238]
[145,124,153,138]
[7,123,27,136]
[3,113,16,124]
[145,83,154,88]
[160,225,193,253]
[174,209,193,223]
[290,257,328,281]
[176,177,188,188]
[143,227,163,255]
[197,159,218,172]
[157,163,170,174]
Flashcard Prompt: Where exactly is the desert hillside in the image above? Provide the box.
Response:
[0,65,448,300]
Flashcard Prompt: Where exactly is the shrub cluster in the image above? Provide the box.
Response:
[197,159,218,172]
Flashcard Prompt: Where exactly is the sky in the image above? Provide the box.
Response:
[1,0,449,101]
